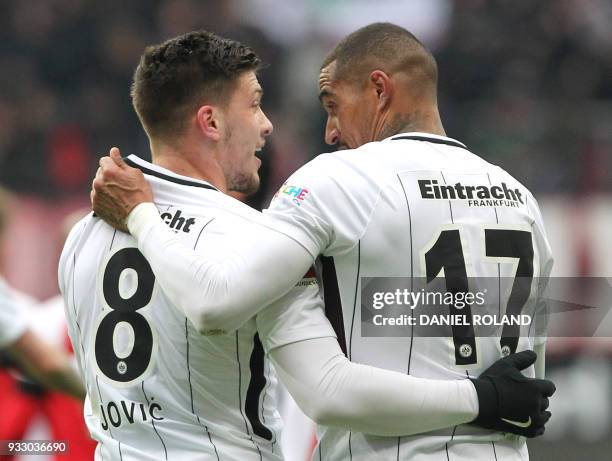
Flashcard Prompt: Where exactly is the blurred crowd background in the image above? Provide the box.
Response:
[0,0,610,460]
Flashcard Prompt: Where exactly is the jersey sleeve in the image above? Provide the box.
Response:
[0,279,27,348]
[256,268,336,354]
[264,154,382,257]
[128,203,315,333]
[269,336,479,436]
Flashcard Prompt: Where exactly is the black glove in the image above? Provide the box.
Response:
[470,350,555,438]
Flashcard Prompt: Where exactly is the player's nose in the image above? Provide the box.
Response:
[325,119,339,146]
[261,111,273,137]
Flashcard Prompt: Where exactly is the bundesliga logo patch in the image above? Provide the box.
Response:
[274,182,310,206]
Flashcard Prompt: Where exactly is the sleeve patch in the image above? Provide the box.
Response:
[273,182,310,206]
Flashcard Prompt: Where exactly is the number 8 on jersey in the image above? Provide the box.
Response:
[95,247,158,384]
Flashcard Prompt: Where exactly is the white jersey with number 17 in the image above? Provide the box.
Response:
[265,132,553,461]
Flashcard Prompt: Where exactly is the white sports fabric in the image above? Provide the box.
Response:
[125,133,553,460]
[0,276,27,348]
[267,336,478,437]
[111,195,485,438]
[265,132,553,460]
[59,155,323,461]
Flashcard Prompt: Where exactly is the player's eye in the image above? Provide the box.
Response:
[324,102,337,114]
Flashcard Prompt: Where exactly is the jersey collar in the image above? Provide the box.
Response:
[124,155,219,191]
[384,132,468,150]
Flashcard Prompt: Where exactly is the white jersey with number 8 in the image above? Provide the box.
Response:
[60,157,301,461]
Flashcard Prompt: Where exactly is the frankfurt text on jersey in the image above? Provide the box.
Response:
[418,180,524,208]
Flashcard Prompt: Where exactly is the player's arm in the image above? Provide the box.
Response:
[5,330,85,400]
[256,278,477,435]
[91,150,314,333]
[0,272,83,400]
[258,282,555,438]
[127,203,313,333]
[271,337,477,436]
[272,339,554,438]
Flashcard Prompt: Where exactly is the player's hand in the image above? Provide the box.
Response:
[91,147,152,233]
[470,350,555,438]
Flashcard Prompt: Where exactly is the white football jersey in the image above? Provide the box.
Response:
[266,133,554,461]
[59,156,329,461]
[0,276,27,348]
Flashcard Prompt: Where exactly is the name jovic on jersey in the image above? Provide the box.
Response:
[59,156,329,461]
[266,133,553,461]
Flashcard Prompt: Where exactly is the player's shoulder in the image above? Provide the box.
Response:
[62,212,95,256]
[58,211,94,291]
[311,140,384,166]
[486,161,538,205]
[291,142,387,186]
[304,136,468,177]
[128,155,222,203]
[472,156,545,228]
[157,192,263,229]
[126,155,264,224]
[276,147,384,212]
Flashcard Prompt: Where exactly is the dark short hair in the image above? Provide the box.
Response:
[321,22,437,89]
[132,30,261,139]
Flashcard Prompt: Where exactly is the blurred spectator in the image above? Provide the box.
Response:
[1,0,609,197]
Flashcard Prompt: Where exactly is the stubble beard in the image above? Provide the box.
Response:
[222,128,261,195]
[228,170,260,195]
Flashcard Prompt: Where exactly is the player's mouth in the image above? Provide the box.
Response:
[254,146,263,168]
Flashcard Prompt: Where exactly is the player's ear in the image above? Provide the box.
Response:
[196,105,222,141]
[369,70,393,111]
